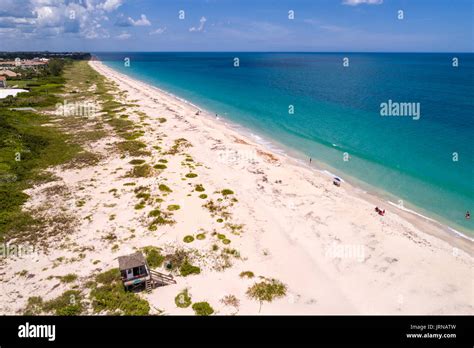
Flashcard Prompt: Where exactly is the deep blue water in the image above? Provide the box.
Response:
[95,52,474,234]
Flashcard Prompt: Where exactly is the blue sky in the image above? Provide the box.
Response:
[0,0,472,52]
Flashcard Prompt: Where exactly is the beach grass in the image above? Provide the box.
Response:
[0,61,82,242]
[175,289,192,308]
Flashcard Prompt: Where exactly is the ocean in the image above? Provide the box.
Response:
[95,52,474,235]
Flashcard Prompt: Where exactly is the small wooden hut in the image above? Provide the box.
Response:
[118,251,176,292]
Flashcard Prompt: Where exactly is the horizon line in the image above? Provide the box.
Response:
[1,50,473,54]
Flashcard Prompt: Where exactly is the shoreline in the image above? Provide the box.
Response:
[96,59,473,253]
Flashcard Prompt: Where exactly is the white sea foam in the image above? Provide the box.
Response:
[388,201,474,242]
[388,201,437,222]
[321,170,345,182]
[447,227,474,242]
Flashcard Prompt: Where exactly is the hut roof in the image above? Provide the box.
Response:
[118,252,146,270]
[0,70,18,77]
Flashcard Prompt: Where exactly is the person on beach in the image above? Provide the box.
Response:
[310,157,312,164]
[466,211,471,220]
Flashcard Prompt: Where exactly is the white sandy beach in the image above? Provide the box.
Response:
[0,60,472,315]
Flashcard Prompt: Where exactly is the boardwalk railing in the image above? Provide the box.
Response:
[146,269,176,292]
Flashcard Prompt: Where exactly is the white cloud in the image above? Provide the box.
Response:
[342,0,383,5]
[34,5,63,28]
[116,31,130,39]
[149,27,166,35]
[99,0,124,12]
[129,14,151,26]
[115,13,151,27]
[189,16,206,32]
[0,16,36,27]
[0,0,121,40]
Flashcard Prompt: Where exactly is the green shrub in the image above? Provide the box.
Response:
[158,184,172,192]
[185,173,197,178]
[148,209,161,217]
[58,273,78,283]
[153,164,167,170]
[134,203,145,210]
[199,194,208,199]
[195,184,205,192]
[196,233,206,240]
[128,164,152,178]
[23,296,44,315]
[222,239,231,245]
[42,290,84,316]
[129,159,146,165]
[167,204,180,211]
[135,192,150,200]
[117,140,149,156]
[175,289,192,308]
[224,248,239,257]
[221,189,234,196]
[180,260,201,277]
[183,235,194,243]
[239,271,255,279]
[135,189,150,199]
[143,246,164,268]
[90,268,150,315]
[96,268,120,284]
[192,302,214,316]
[165,138,191,155]
[150,215,175,226]
[246,278,287,312]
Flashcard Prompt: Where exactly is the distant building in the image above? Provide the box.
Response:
[0,70,19,78]
[0,62,16,70]
[0,59,47,70]
[0,76,6,88]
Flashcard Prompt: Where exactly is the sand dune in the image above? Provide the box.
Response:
[1,60,471,315]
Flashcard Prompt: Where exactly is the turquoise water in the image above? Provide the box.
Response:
[95,52,474,235]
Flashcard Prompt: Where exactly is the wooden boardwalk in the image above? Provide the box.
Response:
[145,269,176,293]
